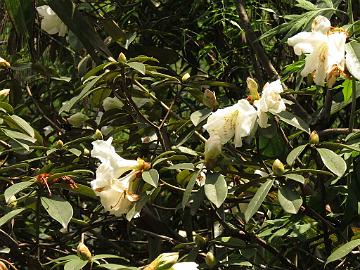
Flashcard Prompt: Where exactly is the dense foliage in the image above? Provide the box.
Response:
[1,0,360,269]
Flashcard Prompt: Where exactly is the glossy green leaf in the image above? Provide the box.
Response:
[326,239,360,265]
[182,171,199,208]
[41,196,73,229]
[276,111,310,134]
[0,208,25,227]
[345,41,360,81]
[286,144,307,166]
[64,258,88,270]
[284,173,305,184]
[142,169,159,188]
[278,186,303,214]
[167,163,194,170]
[204,173,228,208]
[245,179,274,223]
[126,62,146,75]
[316,148,347,177]
[190,109,212,126]
[4,180,35,202]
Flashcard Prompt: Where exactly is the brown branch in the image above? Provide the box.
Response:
[317,128,360,138]
[234,0,279,80]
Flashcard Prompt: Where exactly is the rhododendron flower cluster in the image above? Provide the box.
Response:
[287,15,360,87]
[91,137,150,216]
[203,79,286,161]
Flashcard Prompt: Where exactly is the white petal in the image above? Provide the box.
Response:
[311,15,331,34]
[257,111,270,128]
[170,262,199,270]
[327,32,346,71]
[234,100,257,147]
[288,32,327,55]
[203,104,238,145]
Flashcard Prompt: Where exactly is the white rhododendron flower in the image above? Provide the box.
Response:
[91,137,149,216]
[203,99,257,147]
[36,5,68,37]
[254,79,286,128]
[287,15,347,87]
[168,262,199,270]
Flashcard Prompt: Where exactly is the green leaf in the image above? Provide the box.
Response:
[8,115,35,137]
[276,111,310,134]
[142,169,159,188]
[326,239,360,265]
[316,148,347,177]
[345,41,360,81]
[64,258,88,270]
[245,179,274,223]
[342,79,353,103]
[59,74,106,113]
[204,173,228,208]
[126,62,146,75]
[0,208,25,227]
[4,180,34,202]
[284,173,305,184]
[190,109,212,126]
[278,186,303,214]
[167,163,194,170]
[286,144,307,166]
[0,102,14,114]
[41,196,73,229]
[97,264,138,270]
[182,171,199,208]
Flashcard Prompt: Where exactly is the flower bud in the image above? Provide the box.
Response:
[0,89,10,98]
[144,252,179,270]
[77,242,92,261]
[0,57,10,69]
[6,195,17,208]
[203,89,218,110]
[0,261,8,270]
[67,112,88,127]
[93,129,103,140]
[195,234,207,249]
[246,77,260,101]
[181,73,190,82]
[309,131,319,145]
[118,52,127,63]
[204,135,222,167]
[272,159,285,176]
[55,140,64,149]
[205,251,217,269]
[83,148,90,157]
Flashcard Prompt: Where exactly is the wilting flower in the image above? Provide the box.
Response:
[36,5,68,37]
[168,262,199,270]
[254,80,286,128]
[203,99,257,147]
[91,138,149,216]
[287,15,347,87]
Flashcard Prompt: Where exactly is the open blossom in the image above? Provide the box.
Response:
[287,15,347,87]
[91,137,149,216]
[168,262,199,270]
[203,99,257,147]
[254,79,286,128]
[36,5,68,37]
